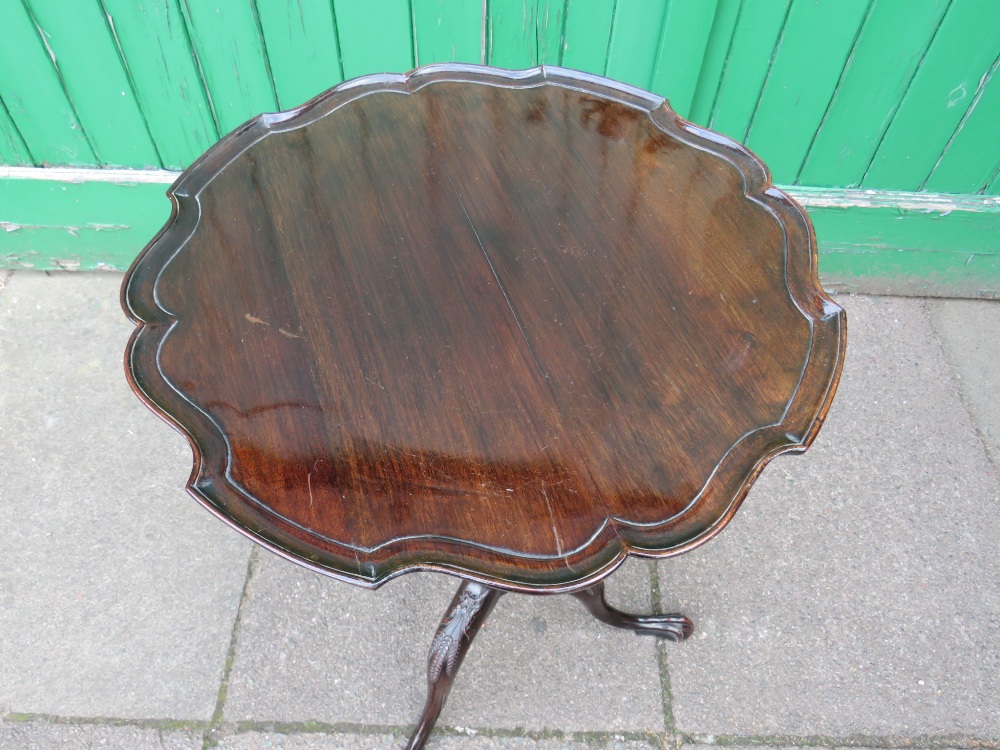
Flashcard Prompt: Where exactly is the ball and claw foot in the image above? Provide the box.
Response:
[572,581,694,641]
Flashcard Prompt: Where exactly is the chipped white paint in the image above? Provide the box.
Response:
[0,219,128,233]
[946,83,967,108]
[4,169,999,220]
[0,166,178,184]
[1,221,37,232]
[785,186,1000,214]
[921,53,1000,192]
[50,258,81,270]
[480,0,488,65]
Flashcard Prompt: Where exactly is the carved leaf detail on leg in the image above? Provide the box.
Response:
[428,589,486,680]
[428,635,456,681]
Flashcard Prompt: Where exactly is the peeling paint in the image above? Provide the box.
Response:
[0,165,178,183]
[786,186,1000,214]
[946,83,967,108]
[0,220,130,233]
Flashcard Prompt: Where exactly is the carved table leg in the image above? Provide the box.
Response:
[405,580,503,750]
[573,581,693,641]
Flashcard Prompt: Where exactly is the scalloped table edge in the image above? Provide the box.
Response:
[122,63,846,595]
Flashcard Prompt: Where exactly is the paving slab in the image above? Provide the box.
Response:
[0,272,252,720]
[442,559,664,732]
[681,747,973,750]
[225,553,664,732]
[928,298,1000,471]
[0,719,201,749]
[215,730,656,749]
[658,296,1000,736]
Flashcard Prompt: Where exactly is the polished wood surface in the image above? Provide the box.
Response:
[123,65,845,593]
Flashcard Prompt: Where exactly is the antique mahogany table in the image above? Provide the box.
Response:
[122,65,845,748]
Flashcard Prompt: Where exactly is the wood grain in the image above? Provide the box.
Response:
[648,0,720,119]
[797,0,950,188]
[25,0,161,168]
[101,0,220,170]
[744,0,870,184]
[0,0,95,166]
[255,0,346,110]
[923,54,1000,194]
[333,0,414,80]
[122,65,845,593]
[412,0,483,67]
[862,0,1000,190]
[177,0,277,134]
[687,0,741,126]
[707,0,789,141]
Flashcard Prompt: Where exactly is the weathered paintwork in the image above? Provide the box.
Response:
[1,0,998,291]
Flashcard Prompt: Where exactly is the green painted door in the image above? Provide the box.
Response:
[1,0,998,296]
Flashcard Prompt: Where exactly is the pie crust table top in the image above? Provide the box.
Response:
[122,65,846,594]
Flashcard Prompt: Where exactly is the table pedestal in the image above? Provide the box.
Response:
[406,579,693,749]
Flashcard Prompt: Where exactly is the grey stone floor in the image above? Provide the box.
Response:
[0,272,997,750]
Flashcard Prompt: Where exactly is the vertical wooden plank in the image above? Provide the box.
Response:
[255,0,345,109]
[413,0,483,65]
[102,0,219,170]
[987,170,1000,196]
[536,0,566,65]
[798,0,950,188]
[863,0,1000,190]
[0,2,95,166]
[179,0,278,134]
[0,97,32,165]
[561,0,616,74]
[648,0,719,119]
[708,0,789,142]
[605,0,668,90]
[923,57,1000,194]
[488,0,538,68]
[24,0,161,168]
[745,0,871,185]
[333,0,414,79]
[687,0,742,126]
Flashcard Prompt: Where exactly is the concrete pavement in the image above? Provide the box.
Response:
[1,273,997,750]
